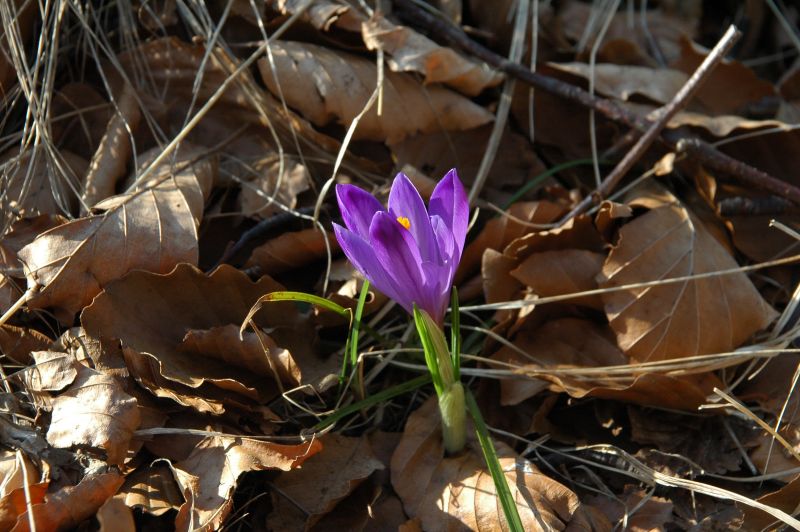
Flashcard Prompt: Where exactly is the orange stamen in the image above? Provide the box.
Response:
[397,216,411,230]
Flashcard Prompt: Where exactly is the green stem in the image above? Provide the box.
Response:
[413,306,466,454]
[439,382,466,454]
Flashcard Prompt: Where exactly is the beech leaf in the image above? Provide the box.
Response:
[18,148,213,318]
[391,397,594,531]
[46,365,141,466]
[258,41,493,144]
[598,186,777,361]
[172,436,322,532]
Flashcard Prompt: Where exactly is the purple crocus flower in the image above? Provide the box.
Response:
[333,169,468,325]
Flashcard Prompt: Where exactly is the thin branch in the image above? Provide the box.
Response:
[394,1,800,208]
[558,24,741,222]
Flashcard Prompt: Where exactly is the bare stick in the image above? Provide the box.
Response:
[395,1,800,207]
[558,25,741,222]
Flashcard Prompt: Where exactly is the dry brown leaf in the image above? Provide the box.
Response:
[482,249,521,305]
[391,124,547,198]
[588,487,673,531]
[548,62,686,104]
[50,82,113,160]
[46,365,140,466]
[511,249,606,309]
[629,408,754,475]
[0,145,87,218]
[18,147,213,318]
[268,0,365,32]
[504,214,605,260]
[0,325,52,366]
[457,200,565,284]
[19,350,80,393]
[670,37,775,116]
[258,41,493,144]
[81,264,329,415]
[741,476,800,530]
[492,318,719,410]
[595,200,633,241]
[558,0,697,63]
[598,185,777,361]
[749,425,800,481]
[391,397,593,531]
[11,471,123,532]
[81,84,141,209]
[0,251,22,316]
[239,157,310,218]
[0,1,35,98]
[693,141,800,262]
[0,452,47,531]
[267,434,384,529]
[245,228,335,275]
[97,497,135,532]
[172,436,322,532]
[738,354,800,418]
[362,13,502,96]
[120,462,184,516]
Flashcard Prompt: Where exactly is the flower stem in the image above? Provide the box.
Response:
[439,382,466,454]
[414,306,467,454]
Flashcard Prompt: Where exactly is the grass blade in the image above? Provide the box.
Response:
[450,286,461,379]
[314,374,431,431]
[465,390,524,532]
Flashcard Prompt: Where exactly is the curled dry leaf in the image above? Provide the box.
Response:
[0,451,47,531]
[258,41,493,144]
[46,365,140,466]
[120,462,184,516]
[692,125,800,265]
[268,0,366,32]
[457,200,566,284]
[172,436,322,532]
[391,397,594,531]
[598,185,777,361]
[266,434,384,530]
[10,471,123,532]
[51,82,113,160]
[0,325,51,366]
[245,228,335,275]
[81,83,141,209]
[18,147,214,318]
[96,497,135,532]
[362,13,503,96]
[81,264,327,415]
[492,318,720,411]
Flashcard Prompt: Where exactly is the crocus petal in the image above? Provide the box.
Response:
[387,173,439,263]
[333,223,404,304]
[430,215,455,268]
[336,184,384,239]
[429,169,469,260]
[369,211,427,314]
[420,260,452,324]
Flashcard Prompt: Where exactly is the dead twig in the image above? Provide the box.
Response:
[558,25,741,223]
[394,1,800,208]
